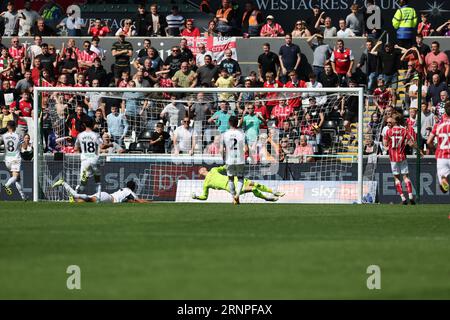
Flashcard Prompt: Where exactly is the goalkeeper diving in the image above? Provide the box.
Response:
[192,166,285,201]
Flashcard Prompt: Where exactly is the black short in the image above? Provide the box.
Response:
[344,111,358,123]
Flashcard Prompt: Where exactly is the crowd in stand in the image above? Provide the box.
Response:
[0,0,449,161]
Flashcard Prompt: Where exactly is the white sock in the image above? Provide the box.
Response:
[408,193,413,200]
[236,178,244,197]
[5,176,17,188]
[96,183,101,202]
[400,194,406,201]
[63,182,77,197]
[228,178,236,197]
[15,181,25,199]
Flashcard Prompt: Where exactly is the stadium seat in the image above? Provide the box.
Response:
[138,130,153,142]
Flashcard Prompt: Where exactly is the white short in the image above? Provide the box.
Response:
[5,158,21,172]
[391,160,409,175]
[88,192,113,203]
[437,158,450,185]
[80,158,100,179]
[226,164,245,177]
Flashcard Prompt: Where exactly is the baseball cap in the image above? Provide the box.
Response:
[266,15,274,20]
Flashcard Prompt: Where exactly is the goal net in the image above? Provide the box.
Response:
[33,86,369,204]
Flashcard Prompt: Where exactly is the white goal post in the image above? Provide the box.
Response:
[32,86,365,203]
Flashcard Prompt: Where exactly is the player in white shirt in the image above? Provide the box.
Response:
[74,119,103,201]
[221,116,247,205]
[1,121,26,200]
[52,179,150,203]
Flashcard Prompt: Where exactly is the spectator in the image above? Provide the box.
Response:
[115,19,136,37]
[57,8,82,36]
[307,5,325,34]
[15,70,33,93]
[400,46,424,75]
[341,79,359,132]
[18,1,40,37]
[305,73,326,105]
[278,34,301,83]
[136,39,152,58]
[237,79,255,112]
[133,70,151,88]
[300,107,323,146]
[111,33,133,82]
[172,61,197,88]
[77,41,98,74]
[208,100,235,133]
[164,46,187,78]
[145,4,166,37]
[291,20,311,38]
[420,102,435,152]
[330,39,354,86]
[134,4,148,37]
[196,55,219,87]
[254,96,270,124]
[93,109,107,135]
[0,80,17,107]
[371,42,401,89]
[434,91,449,122]
[0,105,17,132]
[20,133,33,160]
[106,105,128,147]
[427,74,449,108]
[122,80,147,135]
[257,43,280,82]
[58,48,78,86]
[279,119,299,146]
[373,77,393,113]
[270,98,294,129]
[435,19,450,36]
[166,5,184,37]
[278,136,294,162]
[85,79,104,117]
[284,70,306,110]
[1,2,19,36]
[195,43,213,67]
[215,68,236,107]
[32,18,56,36]
[425,41,449,80]
[27,35,43,61]
[357,39,378,93]
[173,117,196,155]
[10,91,32,137]
[204,135,221,155]
[407,75,428,110]
[88,19,110,37]
[190,92,212,126]
[160,94,187,132]
[263,71,283,113]
[215,0,234,36]
[205,20,218,37]
[260,15,285,37]
[293,135,314,162]
[39,0,63,30]
[66,105,90,141]
[413,34,431,58]
[392,0,417,48]
[100,133,125,154]
[319,62,339,88]
[219,49,241,79]
[239,103,265,144]
[417,13,434,37]
[85,57,108,87]
[181,19,201,37]
[337,19,355,38]
[426,61,445,85]
[179,38,194,62]
[242,1,263,37]
[35,43,57,79]
[307,34,332,80]
[346,4,364,36]
[363,135,376,155]
[322,17,337,37]
[150,122,170,153]
[8,37,25,64]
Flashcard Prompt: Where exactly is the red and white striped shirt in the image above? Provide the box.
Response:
[384,126,411,162]
[431,120,450,159]
[78,50,98,71]
[263,80,283,107]
[260,23,285,37]
[9,46,25,62]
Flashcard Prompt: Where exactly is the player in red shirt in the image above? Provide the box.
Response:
[383,113,417,204]
[427,102,450,193]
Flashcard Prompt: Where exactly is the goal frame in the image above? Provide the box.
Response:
[32,86,365,203]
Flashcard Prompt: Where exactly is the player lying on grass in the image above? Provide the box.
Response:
[52,179,150,203]
[192,166,285,202]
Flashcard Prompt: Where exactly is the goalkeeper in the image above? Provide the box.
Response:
[192,166,285,201]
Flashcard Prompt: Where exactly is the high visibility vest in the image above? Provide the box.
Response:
[216,7,232,20]
[242,10,261,27]
[392,6,418,39]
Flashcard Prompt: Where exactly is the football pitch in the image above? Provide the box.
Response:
[0,202,449,299]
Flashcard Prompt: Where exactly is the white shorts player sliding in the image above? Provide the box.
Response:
[74,118,103,202]
[1,121,26,200]
[427,101,450,193]
[221,115,247,205]
[52,179,149,203]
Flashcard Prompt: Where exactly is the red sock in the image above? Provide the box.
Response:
[405,180,413,194]
[395,182,404,196]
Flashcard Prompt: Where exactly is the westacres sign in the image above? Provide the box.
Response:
[0,158,448,204]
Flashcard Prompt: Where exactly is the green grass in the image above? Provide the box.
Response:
[0,203,449,299]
